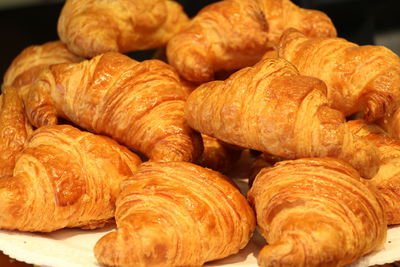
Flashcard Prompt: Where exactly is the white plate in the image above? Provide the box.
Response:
[0,225,399,267]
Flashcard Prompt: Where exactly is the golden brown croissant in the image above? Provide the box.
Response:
[166,0,269,82]
[3,41,81,90]
[248,157,387,267]
[0,124,142,232]
[0,87,32,178]
[94,161,255,266]
[23,52,202,162]
[378,107,400,141]
[58,0,189,58]
[198,134,241,174]
[348,119,400,225]
[185,57,379,178]
[258,0,337,47]
[278,29,400,122]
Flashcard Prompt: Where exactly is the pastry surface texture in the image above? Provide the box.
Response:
[0,87,32,178]
[278,29,400,122]
[23,52,202,162]
[0,125,142,232]
[58,0,189,58]
[248,157,387,267]
[94,161,256,267]
[185,57,380,178]
[3,41,82,90]
[349,119,400,225]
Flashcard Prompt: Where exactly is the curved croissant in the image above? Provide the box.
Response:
[58,0,189,58]
[0,125,142,232]
[0,87,32,178]
[185,57,379,178]
[23,52,202,162]
[167,0,269,83]
[3,41,81,90]
[348,120,400,225]
[258,0,337,46]
[278,29,400,122]
[94,161,255,266]
[248,158,387,267]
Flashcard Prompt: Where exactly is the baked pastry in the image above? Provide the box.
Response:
[248,158,387,267]
[3,41,81,90]
[94,161,255,266]
[166,0,269,82]
[258,0,337,47]
[248,153,275,186]
[0,87,32,178]
[58,0,189,58]
[198,134,241,174]
[348,120,400,225]
[0,124,142,232]
[378,108,400,141]
[278,29,400,122]
[185,57,380,178]
[23,52,202,162]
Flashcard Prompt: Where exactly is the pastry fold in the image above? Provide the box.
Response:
[0,87,32,178]
[258,0,337,47]
[3,41,81,90]
[248,158,387,267]
[167,0,269,82]
[94,161,255,267]
[0,125,141,232]
[185,57,380,178]
[58,0,188,58]
[23,52,202,162]
[278,29,400,122]
[198,134,241,174]
[349,120,400,225]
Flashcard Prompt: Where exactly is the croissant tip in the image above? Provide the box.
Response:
[257,239,298,267]
[364,93,394,123]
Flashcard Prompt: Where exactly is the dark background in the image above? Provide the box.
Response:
[0,0,399,80]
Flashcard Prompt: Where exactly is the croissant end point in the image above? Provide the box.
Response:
[364,93,393,123]
[258,238,300,267]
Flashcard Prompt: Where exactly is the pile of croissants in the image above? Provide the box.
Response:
[1,0,400,266]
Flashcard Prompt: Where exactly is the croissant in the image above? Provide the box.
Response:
[258,0,337,46]
[278,29,400,122]
[0,124,142,232]
[248,158,387,267]
[3,41,81,90]
[58,0,189,58]
[348,120,400,225]
[185,57,379,178]
[23,52,202,162]
[94,161,255,266]
[166,0,269,83]
[378,107,400,141]
[198,134,241,174]
[0,87,32,178]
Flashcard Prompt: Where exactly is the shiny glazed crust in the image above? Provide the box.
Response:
[94,161,256,267]
[278,29,400,122]
[3,41,81,89]
[348,119,400,225]
[185,57,380,178]
[167,0,269,82]
[248,157,387,267]
[58,0,189,58]
[259,0,337,46]
[0,87,32,178]
[22,52,202,162]
[0,125,142,232]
